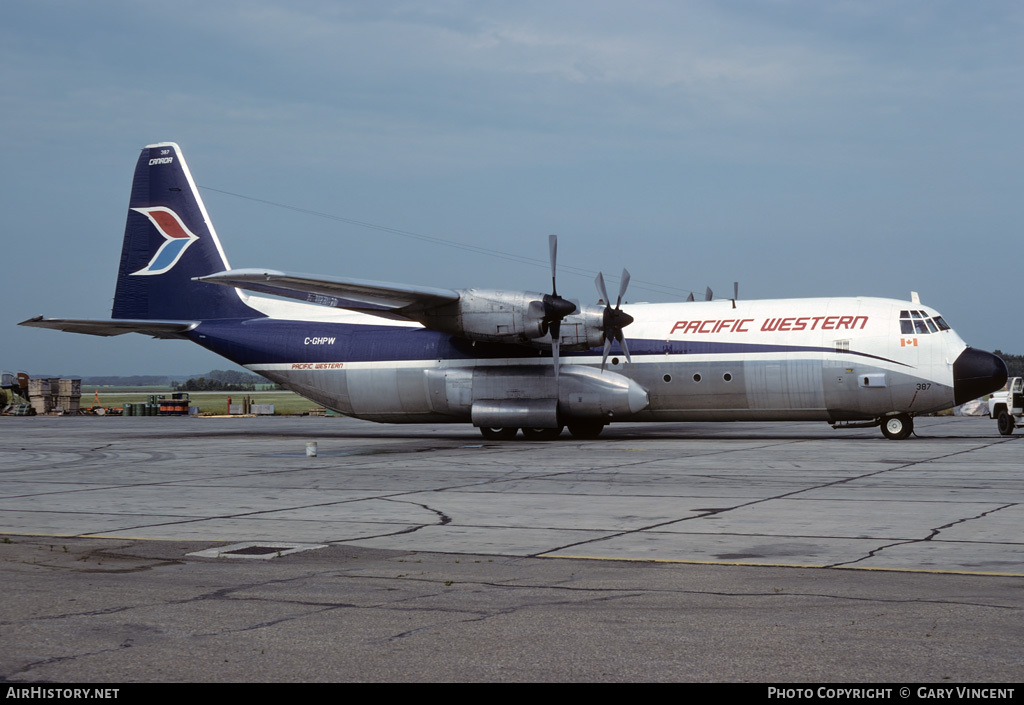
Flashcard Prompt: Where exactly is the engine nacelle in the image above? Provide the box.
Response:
[551,305,607,352]
[413,289,607,350]
[413,289,544,342]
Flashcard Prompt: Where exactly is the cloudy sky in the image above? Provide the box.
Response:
[3,1,1022,376]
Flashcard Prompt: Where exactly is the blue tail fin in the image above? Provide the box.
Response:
[112,142,255,321]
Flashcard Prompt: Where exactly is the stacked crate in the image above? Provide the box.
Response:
[28,378,81,414]
[56,379,81,413]
[27,378,52,414]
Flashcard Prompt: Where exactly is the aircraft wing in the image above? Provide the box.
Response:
[196,269,460,319]
[19,317,196,339]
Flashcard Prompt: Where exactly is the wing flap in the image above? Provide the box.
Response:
[196,269,460,318]
[19,317,196,339]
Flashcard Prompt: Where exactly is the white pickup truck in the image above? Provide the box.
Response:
[989,376,1023,435]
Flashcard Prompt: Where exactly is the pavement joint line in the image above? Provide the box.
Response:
[543,554,1024,577]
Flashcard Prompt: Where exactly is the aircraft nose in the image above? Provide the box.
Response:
[952,347,1007,405]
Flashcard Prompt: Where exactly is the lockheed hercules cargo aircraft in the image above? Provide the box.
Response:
[21,143,1008,440]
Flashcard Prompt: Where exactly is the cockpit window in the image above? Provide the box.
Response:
[899,310,950,335]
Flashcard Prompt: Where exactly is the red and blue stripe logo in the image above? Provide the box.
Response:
[130,206,200,276]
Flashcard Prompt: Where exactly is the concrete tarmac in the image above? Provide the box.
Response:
[1,414,1021,682]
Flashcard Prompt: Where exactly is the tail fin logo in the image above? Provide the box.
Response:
[130,207,201,276]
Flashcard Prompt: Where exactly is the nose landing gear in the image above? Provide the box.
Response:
[880,413,914,441]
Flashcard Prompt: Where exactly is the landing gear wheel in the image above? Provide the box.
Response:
[521,426,564,440]
[997,410,1016,436]
[567,422,605,439]
[479,427,518,441]
[881,414,913,440]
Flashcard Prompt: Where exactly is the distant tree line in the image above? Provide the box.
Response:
[76,375,176,386]
[994,351,1024,378]
[68,369,276,389]
[172,377,254,392]
[171,369,274,392]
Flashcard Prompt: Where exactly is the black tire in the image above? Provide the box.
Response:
[997,411,1016,436]
[880,414,913,440]
[479,427,518,441]
[521,426,563,440]
[567,422,605,439]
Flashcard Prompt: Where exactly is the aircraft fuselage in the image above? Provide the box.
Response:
[188,295,982,426]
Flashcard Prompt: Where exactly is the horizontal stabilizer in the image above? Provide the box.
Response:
[19,316,196,339]
[196,269,460,319]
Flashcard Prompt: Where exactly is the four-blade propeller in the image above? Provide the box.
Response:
[537,234,578,380]
[594,268,634,371]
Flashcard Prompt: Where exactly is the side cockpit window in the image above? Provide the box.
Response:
[899,310,948,335]
[900,310,913,334]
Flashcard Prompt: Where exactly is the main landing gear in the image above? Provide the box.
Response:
[478,427,519,441]
[478,422,606,441]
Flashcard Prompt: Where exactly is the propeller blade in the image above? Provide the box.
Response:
[617,268,631,307]
[600,330,632,370]
[551,320,561,381]
[733,281,739,300]
[595,272,609,305]
[617,332,632,364]
[705,286,713,302]
[686,292,694,302]
[548,234,559,295]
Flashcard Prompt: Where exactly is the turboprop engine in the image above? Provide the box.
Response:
[413,288,605,350]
